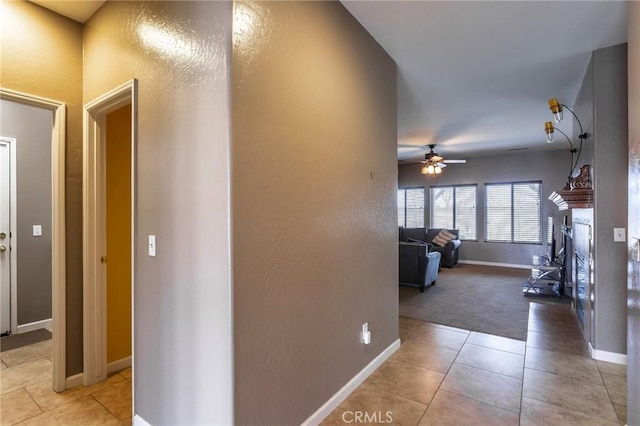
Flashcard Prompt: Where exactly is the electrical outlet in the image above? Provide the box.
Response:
[362,323,371,345]
[614,228,626,242]
[148,235,156,257]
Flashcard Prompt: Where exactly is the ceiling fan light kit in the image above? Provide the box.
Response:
[420,144,465,176]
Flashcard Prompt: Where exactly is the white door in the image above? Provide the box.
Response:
[0,141,11,334]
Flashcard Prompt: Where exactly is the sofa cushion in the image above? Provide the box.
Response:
[403,228,428,243]
[407,237,425,244]
[432,229,457,247]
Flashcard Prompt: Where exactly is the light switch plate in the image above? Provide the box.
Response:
[148,235,156,257]
[33,225,42,237]
[613,228,626,242]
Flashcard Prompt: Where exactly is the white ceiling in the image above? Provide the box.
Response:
[31,1,628,162]
[342,1,628,162]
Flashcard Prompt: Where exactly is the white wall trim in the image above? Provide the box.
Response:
[588,342,627,365]
[458,260,531,270]
[0,137,18,336]
[17,318,52,334]
[107,356,132,375]
[1,88,66,392]
[301,339,401,426]
[83,79,137,388]
[133,414,152,426]
[65,373,83,389]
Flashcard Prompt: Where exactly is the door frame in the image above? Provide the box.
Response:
[0,137,18,335]
[83,79,137,387]
[0,88,67,392]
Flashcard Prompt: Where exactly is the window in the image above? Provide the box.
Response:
[430,185,477,240]
[485,181,542,243]
[398,188,424,228]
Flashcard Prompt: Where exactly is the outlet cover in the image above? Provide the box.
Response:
[148,235,156,257]
[614,228,626,242]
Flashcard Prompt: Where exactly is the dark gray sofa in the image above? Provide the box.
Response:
[399,227,461,268]
[399,242,441,292]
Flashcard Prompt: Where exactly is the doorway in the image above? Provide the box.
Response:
[83,80,137,391]
[0,88,67,392]
[0,138,15,336]
[105,104,132,373]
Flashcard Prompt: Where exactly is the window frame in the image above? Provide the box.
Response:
[484,180,543,244]
[429,184,478,241]
[397,187,425,228]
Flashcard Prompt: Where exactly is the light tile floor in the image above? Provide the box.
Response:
[0,338,131,425]
[0,302,627,425]
[323,301,627,425]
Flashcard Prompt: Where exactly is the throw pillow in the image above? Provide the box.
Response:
[432,229,456,247]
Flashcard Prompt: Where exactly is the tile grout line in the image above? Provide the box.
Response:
[22,380,48,413]
[413,327,472,425]
[90,393,123,422]
[519,339,529,426]
[597,362,627,424]
[13,385,46,426]
[524,306,623,424]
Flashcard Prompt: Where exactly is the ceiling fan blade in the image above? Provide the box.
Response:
[435,162,447,168]
[431,155,443,162]
[443,159,466,164]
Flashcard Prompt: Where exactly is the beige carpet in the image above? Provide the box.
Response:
[399,264,532,341]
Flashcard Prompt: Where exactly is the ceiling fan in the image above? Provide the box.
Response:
[420,144,466,176]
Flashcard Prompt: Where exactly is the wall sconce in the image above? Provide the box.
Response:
[548,98,563,123]
[544,121,576,152]
[546,98,588,141]
[544,98,589,187]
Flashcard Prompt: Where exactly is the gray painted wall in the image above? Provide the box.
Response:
[593,44,628,355]
[232,2,398,424]
[84,2,233,424]
[573,43,628,355]
[0,99,52,326]
[398,150,570,266]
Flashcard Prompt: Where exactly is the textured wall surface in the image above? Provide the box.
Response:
[398,150,570,266]
[232,2,398,424]
[627,1,640,422]
[84,2,233,424]
[0,1,84,375]
[574,44,628,355]
[592,44,628,354]
[0,99,52,325]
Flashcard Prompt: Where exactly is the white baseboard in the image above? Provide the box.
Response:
[301,339,401,426]
[458,260,531,270]
[66,372,83,389]
[17,318,53,334]
[107,356,132,374]
[588,342,627,365]
[65,357,132,390]
[134,414,152,426]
